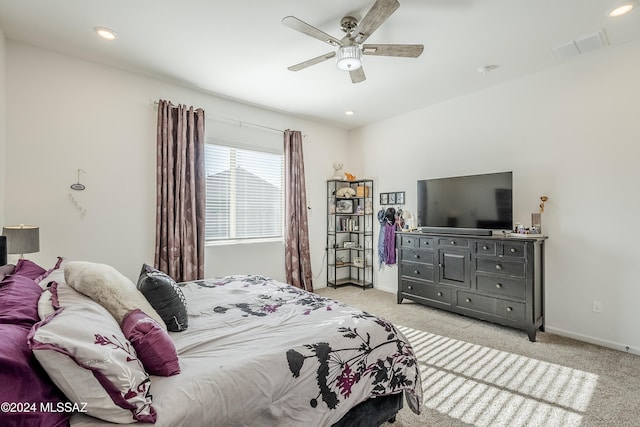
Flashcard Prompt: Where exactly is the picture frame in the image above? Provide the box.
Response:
[396,192,405,205]
[380,193,388,205]
[388,192,396,204]
[336,199,354,214]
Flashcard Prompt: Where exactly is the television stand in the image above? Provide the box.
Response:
[419,227,492,236]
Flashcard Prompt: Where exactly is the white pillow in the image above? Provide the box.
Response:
[64,261,165,330]
[37,289,55,320]
[29,281,156,423]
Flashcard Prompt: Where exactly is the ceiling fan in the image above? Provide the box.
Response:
[282,0,424,83]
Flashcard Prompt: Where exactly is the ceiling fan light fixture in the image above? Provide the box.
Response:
[336,46,362,71]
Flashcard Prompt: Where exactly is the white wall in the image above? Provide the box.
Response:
[350,40,640,354]
[5,42,347,284]
[0,28,6,228]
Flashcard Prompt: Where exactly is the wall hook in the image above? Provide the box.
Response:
[70,169,86,191]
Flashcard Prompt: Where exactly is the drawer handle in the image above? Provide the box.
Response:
[451,241,456,245]
[414,270,420,275]
[408,285,413,290]
[482,245,488,250]
[495,264,503,270]
[438,263,443,267]
[510,248,517,253]
[437,292,443,297]
[414,254,420,259]
[496,283,503,289]
[506,307,513,312]
[465,298,471,303]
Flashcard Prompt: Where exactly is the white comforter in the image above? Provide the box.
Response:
[71,275,422,426]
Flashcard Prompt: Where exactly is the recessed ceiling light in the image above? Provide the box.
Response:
[609,1,638,17]
[94,26,118,40]
[345,110,355,116]
[477,65,498,75]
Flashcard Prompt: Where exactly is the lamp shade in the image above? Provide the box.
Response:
[336,46,362,71]
[2,225,40,256]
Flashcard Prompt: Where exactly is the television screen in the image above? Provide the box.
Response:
[417,171,512,231]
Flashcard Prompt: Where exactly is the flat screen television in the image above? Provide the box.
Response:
[417,171,512,235]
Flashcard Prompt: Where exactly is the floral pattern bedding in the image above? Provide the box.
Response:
[71,275,422,426]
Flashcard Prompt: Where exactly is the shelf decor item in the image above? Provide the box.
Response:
[336,200,354,214]
[327,179,374,289]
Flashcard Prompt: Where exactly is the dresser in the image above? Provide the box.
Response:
[396,231,546,341]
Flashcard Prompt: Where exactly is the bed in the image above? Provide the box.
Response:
[0,241,422,427]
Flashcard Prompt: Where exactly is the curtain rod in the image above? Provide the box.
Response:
[152,100,286,135]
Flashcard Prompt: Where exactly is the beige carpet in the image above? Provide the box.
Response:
[316,286,640,427]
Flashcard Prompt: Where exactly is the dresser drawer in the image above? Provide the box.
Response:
[457,291,495,315]
[457,291,525,321]
[401,280,451,305]
[400,235,418,248]
[400,248,434,264]
[496,299,526,321]
[476,258,525,278]
[475,241,497,256]
[476,274,526,301]
[418,237,435,249]
[438,237,469,248]
[401,262,434,282]
[501,242,526,258]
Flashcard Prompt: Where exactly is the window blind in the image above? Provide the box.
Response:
[204,129,284,242]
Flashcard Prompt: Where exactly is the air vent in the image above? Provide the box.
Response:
[552,30,609,60]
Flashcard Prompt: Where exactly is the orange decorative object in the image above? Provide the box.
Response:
[345,172,356,181]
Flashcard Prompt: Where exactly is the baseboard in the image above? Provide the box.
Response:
[544,326,639,356]
[375,284,396,294]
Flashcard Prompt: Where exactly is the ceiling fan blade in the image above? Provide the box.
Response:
[349,67,366,84]
[362,44,424,57]
[282,16,342,47]
[287,52,336,72]
[351,0,400,44]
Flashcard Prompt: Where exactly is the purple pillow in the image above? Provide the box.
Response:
[0,275,43,327]
[13,258,47,280]
[0,323,70,427]
[121,309,181,376]
[0,264,15,282]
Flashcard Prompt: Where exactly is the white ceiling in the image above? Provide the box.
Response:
[1,0,639,130]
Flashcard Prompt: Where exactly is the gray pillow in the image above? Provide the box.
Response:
[137,264,188,332]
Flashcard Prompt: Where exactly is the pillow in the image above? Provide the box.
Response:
[37,266,66,292]
[64,261,165,330]
[0,324,70,427]
[38,289,56,320]
[13,258,46,280]
[34,256,67,287]
[121,309,180,376]
[137,264,188,332]
[0,263,15,281]
[0,274,43,327]
[29,281,156,424]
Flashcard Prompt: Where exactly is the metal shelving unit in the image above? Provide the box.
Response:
[327,179,374,289]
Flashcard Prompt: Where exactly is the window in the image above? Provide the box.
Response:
[205,142,284,242]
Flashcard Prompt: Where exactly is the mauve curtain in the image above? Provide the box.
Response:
[284,129,313,292]
[155,99,205,282]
